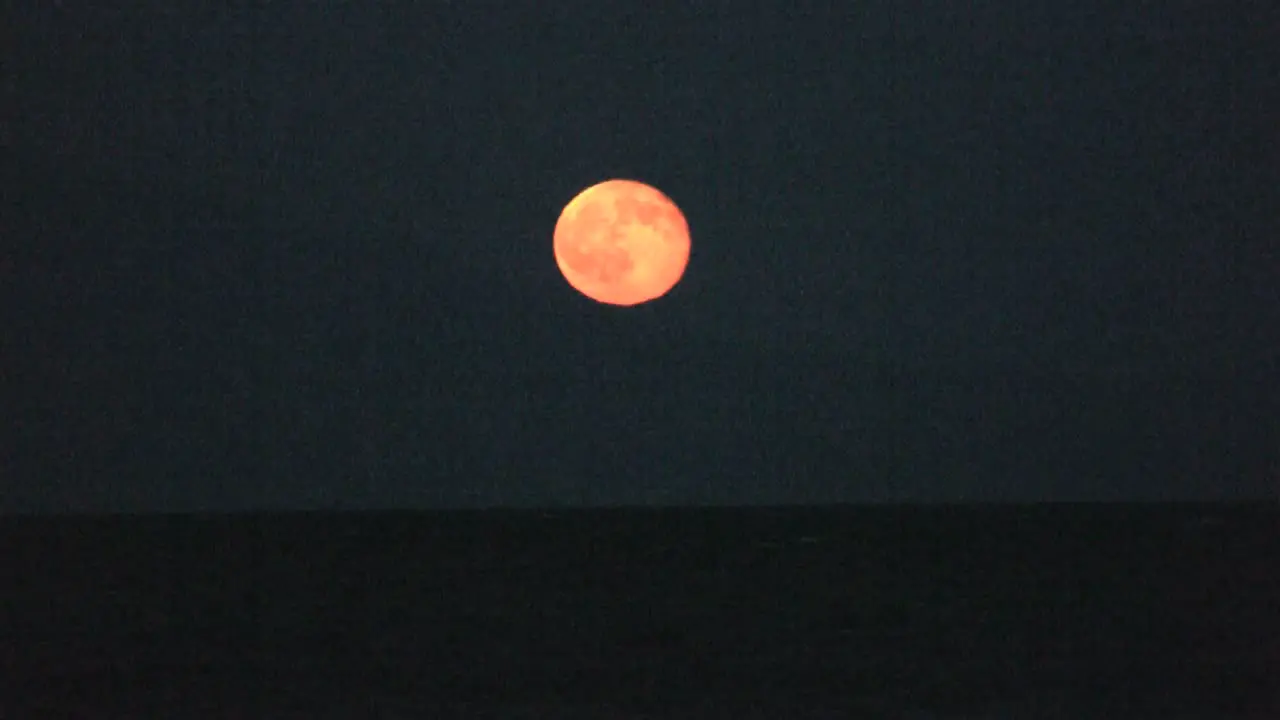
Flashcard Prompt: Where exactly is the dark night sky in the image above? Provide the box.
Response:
[9,1,1279,511]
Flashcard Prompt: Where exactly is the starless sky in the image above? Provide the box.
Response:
[8,1,1279,511]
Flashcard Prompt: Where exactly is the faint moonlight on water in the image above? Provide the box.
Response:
[553,179,691,306]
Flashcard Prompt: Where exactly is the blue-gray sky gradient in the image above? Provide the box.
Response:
[9,1,1278,511]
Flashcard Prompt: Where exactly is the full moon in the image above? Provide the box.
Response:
[553,179,691,306]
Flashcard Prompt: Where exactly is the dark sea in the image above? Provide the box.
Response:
[2,504,1276,718]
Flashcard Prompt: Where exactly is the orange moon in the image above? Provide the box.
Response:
[553,179,691,306]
